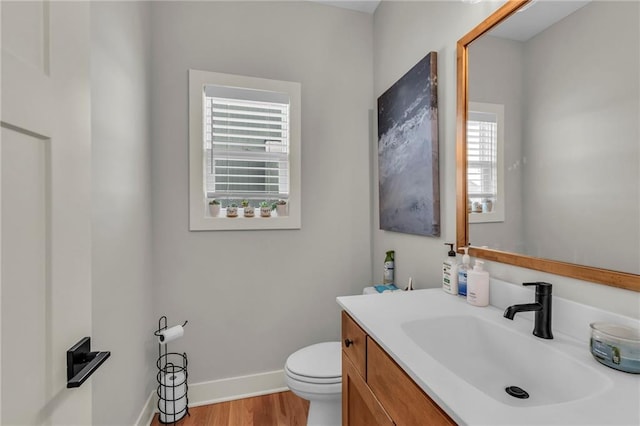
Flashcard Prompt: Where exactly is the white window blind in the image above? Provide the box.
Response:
[204,93,290,202]
[467,110,497,201]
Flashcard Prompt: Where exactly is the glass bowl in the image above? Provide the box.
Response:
[590,322,640,374]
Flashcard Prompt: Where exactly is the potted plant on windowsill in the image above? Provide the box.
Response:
[226,203,238,218]
[209,199,221,217]
[274,199,287,216]
[242,200,254,217]
[259,201,272,217]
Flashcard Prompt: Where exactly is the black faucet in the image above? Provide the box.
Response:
[504,282,553,339]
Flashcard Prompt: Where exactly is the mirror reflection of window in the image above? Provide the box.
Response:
[467,102,504,223]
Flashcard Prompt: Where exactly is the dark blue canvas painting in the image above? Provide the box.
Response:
[378,52,440,237]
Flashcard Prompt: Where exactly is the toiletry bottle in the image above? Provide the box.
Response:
[458,247,470,296]
[442,243,458,294]
[383,250,395,284]
[467,260,489,306]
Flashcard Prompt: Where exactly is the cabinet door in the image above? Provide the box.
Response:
[367,338,456,426]
[343,353,394,426]
[342,311,367,378]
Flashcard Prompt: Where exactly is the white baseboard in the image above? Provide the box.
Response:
[189,369,288,407]
[134,391,156,426]
[136,369,288,425]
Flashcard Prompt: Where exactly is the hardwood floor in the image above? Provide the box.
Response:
[150,391,309,426]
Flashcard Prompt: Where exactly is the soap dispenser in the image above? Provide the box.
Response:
[467,260,489,306]
[442,243,458,295]
[458,247,471,297]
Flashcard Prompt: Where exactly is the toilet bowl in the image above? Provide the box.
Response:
[285,341,342,426]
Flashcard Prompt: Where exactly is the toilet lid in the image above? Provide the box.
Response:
[285,341,341,379]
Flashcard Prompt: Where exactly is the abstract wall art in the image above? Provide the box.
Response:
[377,51,440,237]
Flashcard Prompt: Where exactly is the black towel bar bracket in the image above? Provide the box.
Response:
[67,337,111,388]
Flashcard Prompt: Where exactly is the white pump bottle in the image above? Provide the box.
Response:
[467,260,489,306]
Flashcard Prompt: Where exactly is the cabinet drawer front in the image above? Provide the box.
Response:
[342,311,367,378]
[343,354,394,426]
[367,338,456,426]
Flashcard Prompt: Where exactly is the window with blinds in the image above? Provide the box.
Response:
[204,88,290,204]
[189,69,301,230]
[467,102,505,223]
[467,110,497,202]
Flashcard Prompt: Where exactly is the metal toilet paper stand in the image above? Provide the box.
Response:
[154,316,189,424]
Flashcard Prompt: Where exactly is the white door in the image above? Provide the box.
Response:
[1,1,93,424]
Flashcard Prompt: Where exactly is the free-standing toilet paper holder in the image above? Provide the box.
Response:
[66,337,111,388]
[155,316,189,424]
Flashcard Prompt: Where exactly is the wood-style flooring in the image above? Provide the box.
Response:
[150,391,310,426]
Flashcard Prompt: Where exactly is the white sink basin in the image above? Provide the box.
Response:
[338,286,639,425]
[401,315,610,407]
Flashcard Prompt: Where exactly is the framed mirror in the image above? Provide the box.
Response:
[456,0,640,292]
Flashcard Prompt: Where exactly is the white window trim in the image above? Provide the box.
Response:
[468,101,505,224]
[189,69,301,230]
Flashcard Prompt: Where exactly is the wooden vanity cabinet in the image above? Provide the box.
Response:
[342,310,367,377]
[343,354,394,426]
[342,311,456,426]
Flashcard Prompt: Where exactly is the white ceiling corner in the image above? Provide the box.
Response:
[308,0,381,14]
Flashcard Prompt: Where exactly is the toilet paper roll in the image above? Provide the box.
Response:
[160,371,186,395]
[159,371,187,422]
[159,397,187,423]
[158,325,184,345]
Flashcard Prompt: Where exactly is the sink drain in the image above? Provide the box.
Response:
[505,386,529,399]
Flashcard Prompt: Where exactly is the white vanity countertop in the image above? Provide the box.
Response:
[337,288,640,426]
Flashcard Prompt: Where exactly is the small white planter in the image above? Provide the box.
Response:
[226,206,238,217]
[260,206,272,217]
[243,206,255,217]
[209,204,220,217]
[275,204,287,216]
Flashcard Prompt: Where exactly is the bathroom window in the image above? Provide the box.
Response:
[467,102,504,223]
[189,69,301,230]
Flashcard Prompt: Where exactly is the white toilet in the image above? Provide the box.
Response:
[284,341,342,426]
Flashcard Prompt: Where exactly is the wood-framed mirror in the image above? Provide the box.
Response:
[456,0,640,292]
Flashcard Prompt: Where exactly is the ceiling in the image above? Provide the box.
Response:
[309,0,591,35]
[489,0,591,41]
[309,0,381,14]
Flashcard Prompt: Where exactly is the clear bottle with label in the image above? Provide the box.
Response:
[458,247,470,296]
[383,250,395,284]
[467,260,489,306]
[442,243,458,294]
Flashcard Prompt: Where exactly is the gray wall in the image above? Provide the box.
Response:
[522,1,639,273]
[372,1,640,318]
[90,2,155,424]
[468,35,525,253]
[150,1,374,383]
[372,0,503,290]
